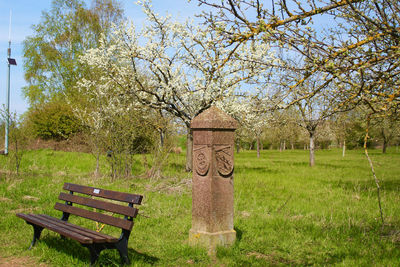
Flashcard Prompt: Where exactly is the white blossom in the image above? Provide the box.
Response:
[77,0,278,129]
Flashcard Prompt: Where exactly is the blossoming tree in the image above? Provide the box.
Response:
[78,1,278,171]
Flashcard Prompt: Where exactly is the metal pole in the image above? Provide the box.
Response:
[5,42,11,155]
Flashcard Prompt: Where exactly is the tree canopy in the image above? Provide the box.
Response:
[196,0,400,116]
[23,0,124,106]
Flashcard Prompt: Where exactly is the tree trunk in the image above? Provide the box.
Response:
[342,139,346,158]
[381,129,389,154]
[256,136,260,158]
[185,128,193,172]
[236,139,240,154]
[159,129,165,147]
[364,118,384,225]
[283,140,286,151]
[95,151,100,177]
[382,138,388,154]
[309,131,315,167]
[93,140,101,178]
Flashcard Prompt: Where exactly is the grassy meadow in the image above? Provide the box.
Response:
[0,148,399,266]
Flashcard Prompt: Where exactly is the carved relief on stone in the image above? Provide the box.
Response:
[215,145,234,177]
[194,145,210,176]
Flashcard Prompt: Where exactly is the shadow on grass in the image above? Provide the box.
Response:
[380,179,400,192]
[318,162,345,169]
[39,236,88,262]
[38,235,159,265]
[334,179,400,192]
[128,248,159,264]
[236,167,280,174]
[318,162,369,170]
[271,160,308,167]
[234,227,243,241]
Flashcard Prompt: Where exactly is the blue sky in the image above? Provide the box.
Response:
[0,0,199,115]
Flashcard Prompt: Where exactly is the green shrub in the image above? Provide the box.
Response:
[27,101,81,140]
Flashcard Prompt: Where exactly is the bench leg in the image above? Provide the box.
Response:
[28,224,43,250]
[85,244,105,266]
[115,239,130,265]
[85,241,130,266]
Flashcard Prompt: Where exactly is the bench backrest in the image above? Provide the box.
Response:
[54,183,143,231]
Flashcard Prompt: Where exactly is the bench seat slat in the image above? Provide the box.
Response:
[58,193,138,218]
[16,213,93,244]
[37,215,118,243]
[54,203,133,231]
[39,215,117,242]
[63,183,143,204]
[35,215,106,242]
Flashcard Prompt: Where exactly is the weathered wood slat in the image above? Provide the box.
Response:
[39,214,118,243]
[16,213,92,244]
[35,214,106,242]
[36,214,119,243]
[58,193,138,218]
[54,203,133,230]
[63,183,143,204]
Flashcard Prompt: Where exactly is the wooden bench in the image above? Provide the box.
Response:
[16,183,143,265]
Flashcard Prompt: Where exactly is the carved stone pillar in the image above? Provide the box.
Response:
[189,106,238,252]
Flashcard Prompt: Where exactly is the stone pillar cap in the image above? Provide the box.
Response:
[190,106,238,130]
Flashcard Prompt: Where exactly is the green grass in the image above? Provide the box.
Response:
[0,148,399,266]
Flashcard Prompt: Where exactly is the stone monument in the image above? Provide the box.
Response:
[189,106,238,253]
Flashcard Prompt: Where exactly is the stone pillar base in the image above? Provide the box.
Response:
[189,229,236,253]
